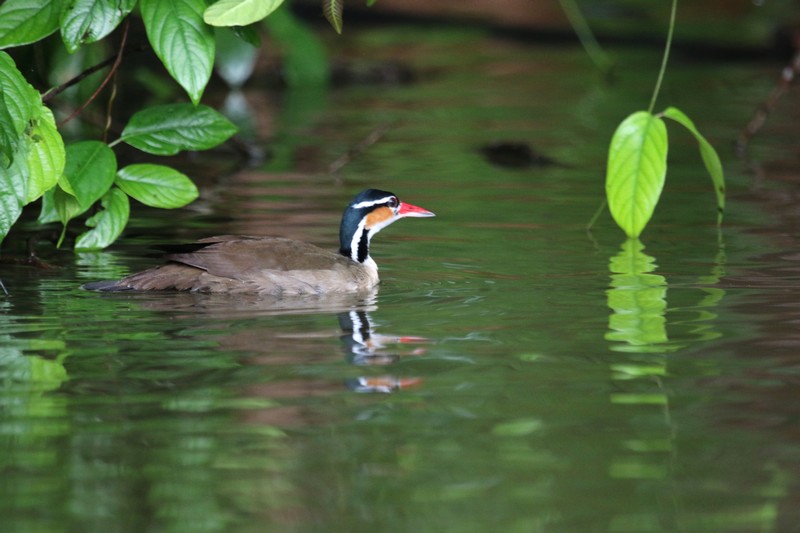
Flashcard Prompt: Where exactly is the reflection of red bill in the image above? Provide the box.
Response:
[397,336,427,343]
[359,376,424,392]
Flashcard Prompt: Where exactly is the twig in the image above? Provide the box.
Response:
[737,38,800,155]
[0,279,8,297]
[329,122,393,175]
[58,19,130,127]
[42,54,118,103]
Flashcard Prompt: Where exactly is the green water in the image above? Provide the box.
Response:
[2,26,799,532]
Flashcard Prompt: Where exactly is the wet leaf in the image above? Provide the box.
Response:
[60,0,137,53]
[25,107,65,204]
[323,0,343,34]
[75,187,129,250]
[606,111,667,238]
[119,104,237,155]
[662,106,725,224]
[0,0,62,49]
[140,0,214,105]
[61,141,117,211]
[204,0,284,26]
[116,164,199,208]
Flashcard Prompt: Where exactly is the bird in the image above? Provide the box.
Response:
[82,189,435,295]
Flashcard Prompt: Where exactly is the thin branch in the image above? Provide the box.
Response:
[42,54,117,103]
[329,122,393,175]
[58,19,130,127]
[648,0,678,113]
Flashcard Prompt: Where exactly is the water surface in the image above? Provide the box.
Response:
[2,25,799,532]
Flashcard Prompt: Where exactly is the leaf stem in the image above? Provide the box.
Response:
[558,0,614,76]
[648,0,678,113]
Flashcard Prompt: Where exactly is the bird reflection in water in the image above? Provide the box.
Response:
[338,310,426,393]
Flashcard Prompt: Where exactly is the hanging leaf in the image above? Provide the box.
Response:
[0,0,62,49]
[204,0,285,27]
[60,0,137,53]
[606,111,668,238]
[661,106,725,224]
[75,187,130,250]
[118,103,237,155]
[25,107,66,204]
[61,141,117,211]
[140,0,215,105]
[116,164,199,208]
[323,0,343,34]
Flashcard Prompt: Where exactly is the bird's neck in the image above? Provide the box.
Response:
[339,218,372,264]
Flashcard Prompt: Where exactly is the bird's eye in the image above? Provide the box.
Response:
[388,196,399,208]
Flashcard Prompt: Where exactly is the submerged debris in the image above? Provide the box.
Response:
[480,141,558,169]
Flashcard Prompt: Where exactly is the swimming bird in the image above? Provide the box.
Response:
[83,189,435,295]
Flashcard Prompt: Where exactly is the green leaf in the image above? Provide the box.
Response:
[119,103,237,155]
[662,106,726,223]
[60,0,137,53]
[61,141,117,211]
[25,107,66,204]
[229,24,261,47]
[0,90,17,164]
[54,184,81,226]
[0,0,63,49]
[116,164,199,208]
[0,51,42,138]
[606,111,668,238]
[140,0,215,105]
[322,0,343,34]
[0,149,28,244]
[366,0,377,6]
[204,0,284,26]
[37,186,59,224]
[75,187,129,250]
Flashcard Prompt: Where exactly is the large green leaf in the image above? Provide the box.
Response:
[119,103,237,155]
[116,164,199,208]
[75,187,129,250]
[61,141,117,211]
[25,108,66,204]
[662,106,725,224]
[0,149,28,244]
[204,0,284,26]
[140,0,215,105]
[0,0,63,49]
[0,52,42,138]
[60,0,137,53]
[606,111,668,238]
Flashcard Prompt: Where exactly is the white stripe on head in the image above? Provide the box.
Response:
[352,196,396,210]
